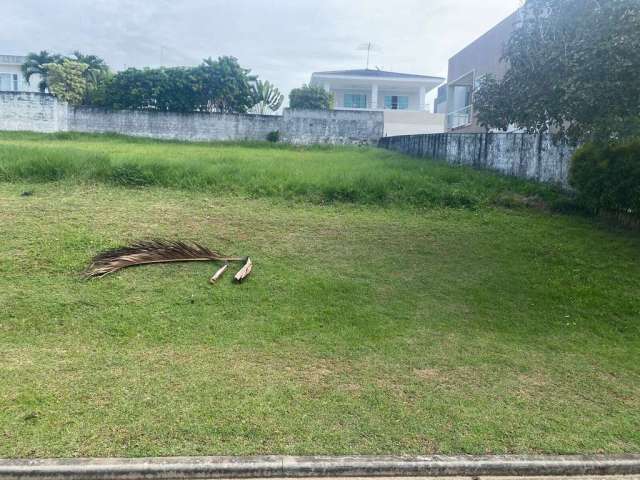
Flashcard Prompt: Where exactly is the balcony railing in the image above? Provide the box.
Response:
[447,105,472,129]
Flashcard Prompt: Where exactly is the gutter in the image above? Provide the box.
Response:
[1,455,640,480]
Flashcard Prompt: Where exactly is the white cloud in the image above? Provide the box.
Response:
[0,0,521,102]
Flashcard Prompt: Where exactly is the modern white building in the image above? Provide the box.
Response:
[310,69,446,136]
[0,55,40,92]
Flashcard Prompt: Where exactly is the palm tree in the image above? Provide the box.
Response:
[70,51,109,86]
[250,80,284,115]
[21,51,63,92]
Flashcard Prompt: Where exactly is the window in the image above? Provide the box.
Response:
[344,94,367,109]
[0,73,18,91]
[384,95,409,110]
[0,73,19,91]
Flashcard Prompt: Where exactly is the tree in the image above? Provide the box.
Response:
[473,75,515,132]
[474,0,640,142]
[289,84,333,110]
[70,51,109,86]
[21,50,63,93]
[44,59,88,105]
[250,80,284,114]
[198,56,256,113]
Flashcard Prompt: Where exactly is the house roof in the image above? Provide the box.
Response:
[313,69,444,81]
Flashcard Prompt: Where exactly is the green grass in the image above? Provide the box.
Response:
[0,131,569,209]
[0,133,639,457]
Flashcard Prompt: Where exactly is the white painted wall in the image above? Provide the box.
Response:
[383,111,445,136]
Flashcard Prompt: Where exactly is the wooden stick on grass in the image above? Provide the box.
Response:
[209,263,229,284]
[234,257,253,283]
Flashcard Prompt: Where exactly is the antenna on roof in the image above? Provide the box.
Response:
[357,42,382,70]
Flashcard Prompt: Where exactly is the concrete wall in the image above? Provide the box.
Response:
[379,133,575,185]
[0,91,68,132]
[281,109,383,145]
[69,108,282,142]
[0,92,383,145]
[383,111,445,136]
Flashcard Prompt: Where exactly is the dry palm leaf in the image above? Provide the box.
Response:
[84,239,247,279]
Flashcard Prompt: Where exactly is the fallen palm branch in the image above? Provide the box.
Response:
[84,239,251,283]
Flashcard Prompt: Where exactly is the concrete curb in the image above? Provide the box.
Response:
[1,455,640,480]
[0,455,640,480]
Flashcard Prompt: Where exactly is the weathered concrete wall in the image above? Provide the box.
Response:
[379,133,575,185]
[69,108,282,142]
[0,93,383,145]
[282,109,383,145]
[0,92,68,132]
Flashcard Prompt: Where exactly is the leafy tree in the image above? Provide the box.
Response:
[289,84,333,110]
[78,56,258,113]
[70,51,109,86]
[473,75,515,132]
[198,56,256,113]
[44,59,88,105]
[21,50,63,92]
[100,67,165,110]
[250,80,284,114]
[474,0,640,142]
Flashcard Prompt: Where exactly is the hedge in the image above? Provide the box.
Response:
[570,139,640,218]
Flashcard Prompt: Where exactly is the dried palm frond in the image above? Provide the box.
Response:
[84,239,246,278]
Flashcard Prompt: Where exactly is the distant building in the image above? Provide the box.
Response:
[310,68,446,136]
[0,55,41,92]
[443,9,524,132]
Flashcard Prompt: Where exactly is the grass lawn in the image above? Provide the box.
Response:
[0,132,639,457]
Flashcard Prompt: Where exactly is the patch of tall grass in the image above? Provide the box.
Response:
[0,132,569,209]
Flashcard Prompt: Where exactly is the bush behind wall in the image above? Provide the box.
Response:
[570,140,640,219]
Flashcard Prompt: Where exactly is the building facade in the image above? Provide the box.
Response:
[0,55,42,93]
[310,69,446,136]
[443,9,524,132]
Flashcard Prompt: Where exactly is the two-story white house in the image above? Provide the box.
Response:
[0,55,40,92]
[310,69,446,136]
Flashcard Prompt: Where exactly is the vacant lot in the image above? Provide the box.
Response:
[0,133,639,457]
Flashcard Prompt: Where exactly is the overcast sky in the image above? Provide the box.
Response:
[2,0,521,107]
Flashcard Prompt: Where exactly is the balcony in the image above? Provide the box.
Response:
[447,105,472,129]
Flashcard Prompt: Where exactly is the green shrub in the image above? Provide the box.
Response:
[289,84,334,110]
[570,140,640,217]
[266,130,280,143]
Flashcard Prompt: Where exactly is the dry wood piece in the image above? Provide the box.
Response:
[209,263,229,284]
[234,257,253,283]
